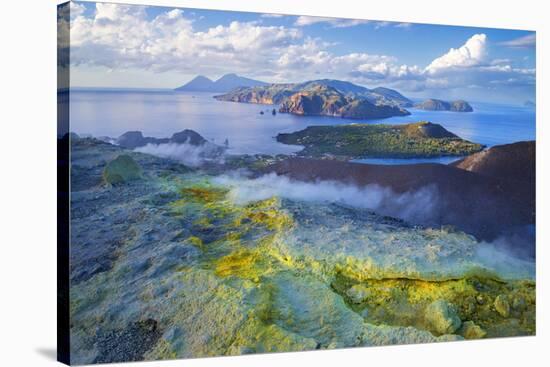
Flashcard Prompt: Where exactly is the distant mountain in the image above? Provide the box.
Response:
[524,100,535,108]
[175,75,216,92]
[214,79,413,109]
[175,73,267,92]
[415,99,473,112]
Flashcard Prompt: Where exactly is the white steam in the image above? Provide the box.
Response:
[214,173,440,224]
[134,142,224,167]
[474,241,535,279]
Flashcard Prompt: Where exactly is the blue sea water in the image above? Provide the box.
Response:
[70,89,535,163]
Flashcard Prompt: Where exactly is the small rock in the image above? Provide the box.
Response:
[346,284,372,304]
[494,295,510,317]
[476,295,485,305]
[425,300,462,335]
[103,154,142,185]
[459,321,486,339]
[463,296,476,314]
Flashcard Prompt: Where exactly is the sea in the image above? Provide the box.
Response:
[69,89,536,164]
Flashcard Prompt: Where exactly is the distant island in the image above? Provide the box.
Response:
[414,99,473,112]
[117,129,210,148]
[215,79,412,119]
[175,73,267,93]
[524,100,536,108]
[276,121,484,159]
[215,78,413,107]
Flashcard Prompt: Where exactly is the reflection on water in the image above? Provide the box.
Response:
[70,89,536,161]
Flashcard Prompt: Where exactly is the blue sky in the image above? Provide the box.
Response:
[64,1,536,103]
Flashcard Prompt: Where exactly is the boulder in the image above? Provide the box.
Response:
[424,300,462,335]
[459,321,486,339]
[103,155,142,185]
[494,295,510,317]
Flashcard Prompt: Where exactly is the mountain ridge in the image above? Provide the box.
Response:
[175,73,267,92]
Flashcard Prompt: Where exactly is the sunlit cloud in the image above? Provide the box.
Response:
[66,3,535,98]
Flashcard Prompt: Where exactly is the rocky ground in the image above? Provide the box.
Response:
[68,138,535,364]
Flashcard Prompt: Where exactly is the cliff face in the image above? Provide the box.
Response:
[278,86,346,116]
[278,85,410,119]
[214,79,413,109]
[415,99,473,112]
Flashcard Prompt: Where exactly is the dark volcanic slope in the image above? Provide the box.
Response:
[264,157,535,256]
[452,141,535,184]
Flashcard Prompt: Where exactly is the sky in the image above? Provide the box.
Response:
[61,1,536,104]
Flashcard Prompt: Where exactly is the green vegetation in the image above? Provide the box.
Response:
[276,121,484,159]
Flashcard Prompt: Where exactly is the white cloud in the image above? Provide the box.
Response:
[499,34,536,48]
[66,5,534,97]
[395,22,413,29]
[295,15,370,28]
[70,2,86,19]
[426,34,487,73]
[261,13,284,18]
[69,4,301,75]
[294,16,411,30]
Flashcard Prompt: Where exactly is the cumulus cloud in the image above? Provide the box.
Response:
[69,3,301,75]
[499,33,536,48]
[66,4,535,95]
[426,34,487,73]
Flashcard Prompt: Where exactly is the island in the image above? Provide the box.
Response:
[278,85,410,119]
[214,78,413,107]
[414,99,473,112]
[276,121,484,159]
[175,73,267,93]
[215,80,412,119]
[117,129,212,148]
